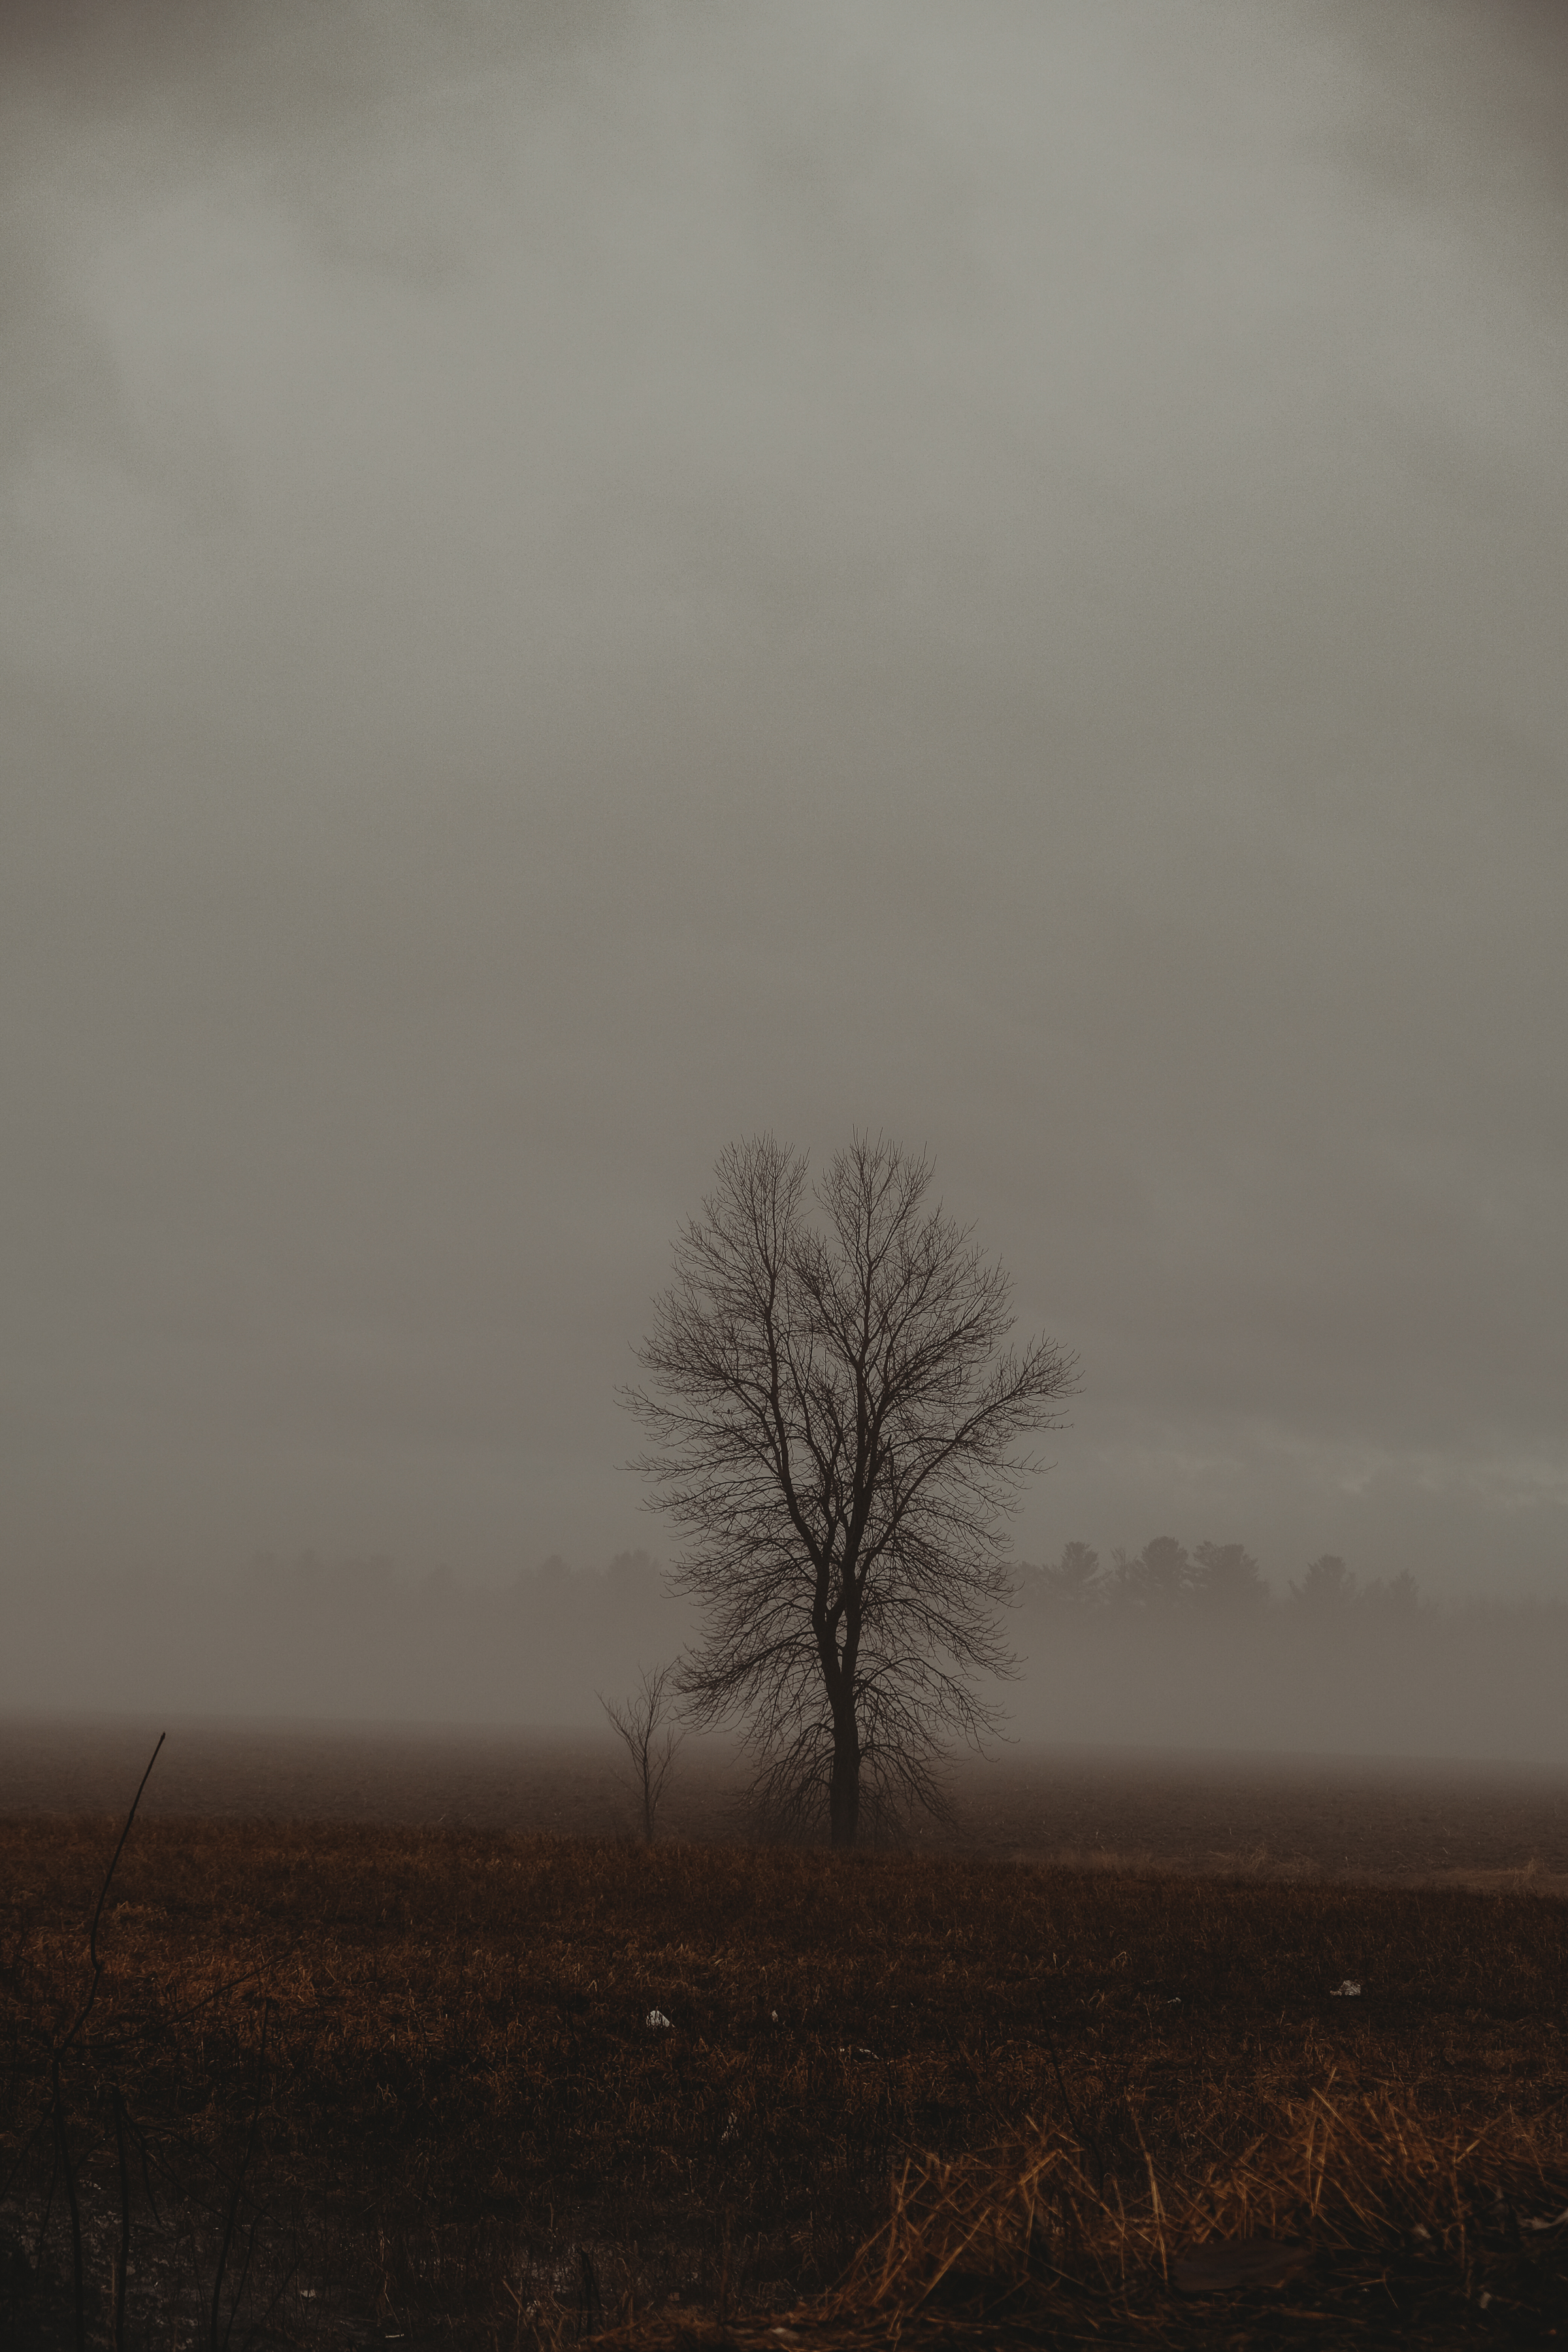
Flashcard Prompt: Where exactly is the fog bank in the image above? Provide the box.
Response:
[5,1548,1567,1765]
[4,0,1568,1602]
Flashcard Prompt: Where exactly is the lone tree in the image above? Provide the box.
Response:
[622,1135,1078,1848]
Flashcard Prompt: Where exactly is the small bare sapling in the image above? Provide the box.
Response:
[600,1663,685,1843]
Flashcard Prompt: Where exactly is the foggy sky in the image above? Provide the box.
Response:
[4,0,1567,1606]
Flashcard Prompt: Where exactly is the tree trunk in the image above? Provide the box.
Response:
[828,1719,860,1849]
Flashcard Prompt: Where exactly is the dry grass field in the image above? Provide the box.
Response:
[3,1732,1568,2350]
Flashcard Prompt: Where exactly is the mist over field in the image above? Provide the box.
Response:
[5,1543,1568,1767]
[4,0,1567,1725]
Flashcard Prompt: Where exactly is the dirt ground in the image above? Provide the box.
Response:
[3,1713,1566,1881]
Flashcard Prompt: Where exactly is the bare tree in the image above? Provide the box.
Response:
[600,1662,685,1843]
[622,1134,1079,1849]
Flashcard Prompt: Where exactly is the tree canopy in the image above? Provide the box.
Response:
[623,1134,1078,1846]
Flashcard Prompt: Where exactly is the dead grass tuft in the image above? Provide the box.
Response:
[823,2086,1568,2339]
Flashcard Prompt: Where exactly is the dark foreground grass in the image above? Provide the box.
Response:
[1,1815,1565,2347]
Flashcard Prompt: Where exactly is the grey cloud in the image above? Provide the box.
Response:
[2,0,1565,1627]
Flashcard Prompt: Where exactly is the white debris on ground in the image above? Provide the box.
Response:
[1330,1980,1362,1997]
[645,2008,672,2028]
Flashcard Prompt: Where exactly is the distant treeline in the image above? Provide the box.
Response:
[0,1550,697,1727]
[1018,1539,1426,1620]
[1009,1540,1568,1762]
[4,1543,1567,1760]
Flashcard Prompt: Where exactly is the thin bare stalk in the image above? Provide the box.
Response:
[211,1996,271,2352]
[112,2085,131,2352]
[50,1731,165,2352]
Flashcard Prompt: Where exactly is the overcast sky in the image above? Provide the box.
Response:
[4,0,1566,1605]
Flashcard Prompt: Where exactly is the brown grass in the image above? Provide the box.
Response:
[819,2087,1568,2341]
[3,1815,1567,2345]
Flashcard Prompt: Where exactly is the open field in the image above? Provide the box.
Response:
[4,1717,1568,1882]
[3,1744,1568,2347]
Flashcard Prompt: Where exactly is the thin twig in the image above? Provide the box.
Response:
[112,2083,132,2352]
[50,1731,165,2352]
[212,1996,271,2352]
